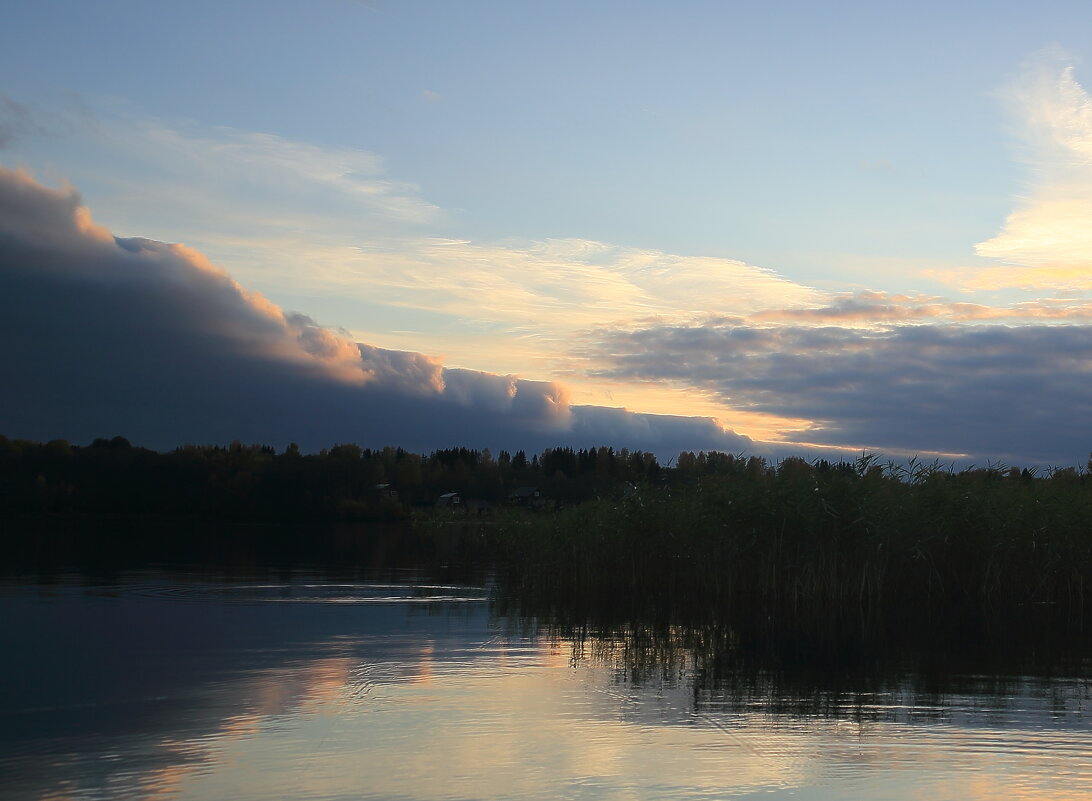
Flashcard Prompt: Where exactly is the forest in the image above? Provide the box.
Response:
[0,434,662,520]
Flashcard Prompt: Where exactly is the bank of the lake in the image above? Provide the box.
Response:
[6,441,1092,654]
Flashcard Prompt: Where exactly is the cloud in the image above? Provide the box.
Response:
[967,58,1092,291]
[0,165,753,457]
[0,91,46,149]
[582,317,1092,464]
[334,236,822,326]
[747,291,1092,325]
[21,92,1092,465]
[0,92,441,252]
[114,116,443,230]
[0,93,826,405]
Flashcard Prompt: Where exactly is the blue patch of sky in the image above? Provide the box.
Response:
[3,0,1092,280]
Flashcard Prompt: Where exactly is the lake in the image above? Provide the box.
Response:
[2,566,1091,801]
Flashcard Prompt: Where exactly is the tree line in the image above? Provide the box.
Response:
[0,435,666,520]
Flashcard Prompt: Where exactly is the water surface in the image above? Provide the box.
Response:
[2,570,1091,800]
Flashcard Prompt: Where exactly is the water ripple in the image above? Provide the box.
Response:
[85,581,488,604]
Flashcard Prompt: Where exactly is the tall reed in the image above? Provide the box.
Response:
[493,456,1092,639]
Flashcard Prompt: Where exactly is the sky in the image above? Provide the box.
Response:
[3,0,1092,465]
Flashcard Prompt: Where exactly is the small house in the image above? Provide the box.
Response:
[508,486,546,509]
[435,491,462,508]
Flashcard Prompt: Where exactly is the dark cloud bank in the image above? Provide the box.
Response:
[588,320,1092,465]
[0,166,752,457]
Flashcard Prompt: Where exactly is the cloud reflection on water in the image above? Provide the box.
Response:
[2,575,1090,801]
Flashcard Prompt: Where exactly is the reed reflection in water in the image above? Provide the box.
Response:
[1,572,1090,801]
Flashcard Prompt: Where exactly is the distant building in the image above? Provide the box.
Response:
[508,486,546,509]
[435,491,462,508]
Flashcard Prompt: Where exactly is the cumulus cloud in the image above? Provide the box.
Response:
[0,165,752,457]
[582,318,1092,464]
[967,58,1092,291]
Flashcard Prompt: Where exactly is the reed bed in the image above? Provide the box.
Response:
[492,456,1092,640]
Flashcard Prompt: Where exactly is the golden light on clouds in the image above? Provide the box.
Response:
[969,62,1092,291]
[567,379,815,444]
[312,237,824,332]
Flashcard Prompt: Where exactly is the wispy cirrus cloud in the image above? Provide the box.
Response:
[0,91,46,149]
[89,115,443,238]
[745,291,1092,325]
[331,237,823,328]
[956,56,1092,292]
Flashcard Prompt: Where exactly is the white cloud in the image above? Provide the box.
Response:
[339,237,822,325]
[112,116,442,232]
[969,58,1092,291]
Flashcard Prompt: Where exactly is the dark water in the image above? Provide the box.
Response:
[2,517,1092,801]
